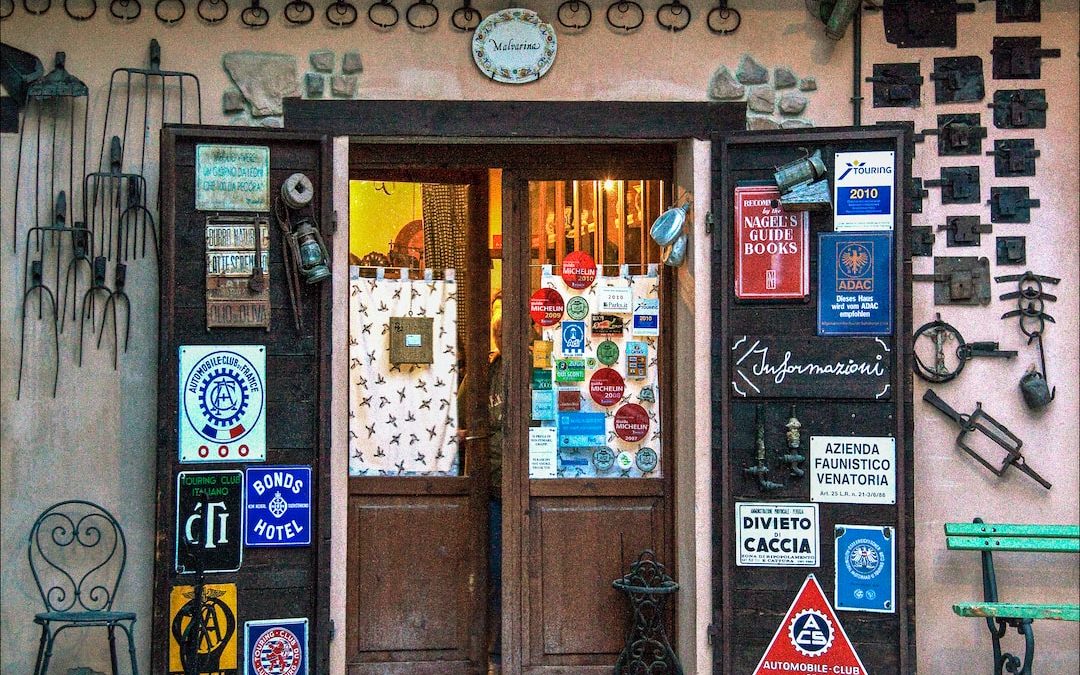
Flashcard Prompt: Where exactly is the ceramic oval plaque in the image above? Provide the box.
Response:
[472,8,557,84]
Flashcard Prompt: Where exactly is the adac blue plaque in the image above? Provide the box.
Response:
[817,232,893,336]
[245,466,312,547]
[835,525,895,613]
[179,345,266,463]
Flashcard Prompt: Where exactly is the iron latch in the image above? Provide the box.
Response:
[939,216,992,247]
[991,37,1060,79]
[911,226,935,257]
[989,89,1047,129]
[930,56,984,103]
[996,236,1026,265]
[868,63,923,107]
[925,166,980,204]
[988,187,1039,223]
[920,113,986,156]
[986,138,1039,177]
[883,0,976,49]
[912,256,991,305]
[905,177,929,214]
[994,0,1041,23]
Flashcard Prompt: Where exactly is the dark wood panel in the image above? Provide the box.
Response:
[529,478,665,498]
[347,662,472,675]
[527,497,666,664]
[347,496,475,658]
[348,476,473,496]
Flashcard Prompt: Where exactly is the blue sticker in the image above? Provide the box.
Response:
[245,466,312,547]
[561,321,586,355]
[817,232,893,336]
[835,525,895,613]
[245,617,308,675]
[558,412,606,447]
[532,390,556,421]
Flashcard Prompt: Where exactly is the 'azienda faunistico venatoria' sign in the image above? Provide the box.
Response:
[472,9,557,84]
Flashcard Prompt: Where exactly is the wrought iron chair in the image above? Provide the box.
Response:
[28,500,139,675]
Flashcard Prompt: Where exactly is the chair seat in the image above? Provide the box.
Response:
[35,610,137,623]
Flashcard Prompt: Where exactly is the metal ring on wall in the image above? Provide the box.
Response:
[240,0,268,25]
[605,1,642,32]
[196,0,227,22]
[283,0,313,23]
[706,1,740,34]
[450,0,479,30]
[405,0,437,29]
[367,0,397,27]
[557,0,591,29]
[656,0,690,32]
[327,0,357,26]
[1,0,13,19]
[109,0,141,20]
[155,0,186,23]
[23,0,52,14]
[64,0,97,19]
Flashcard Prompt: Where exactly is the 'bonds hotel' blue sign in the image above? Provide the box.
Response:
[817,232,892,336]
[245,466,312,547]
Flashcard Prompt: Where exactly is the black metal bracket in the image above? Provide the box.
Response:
[911,226,936,257]
[989,89,1047,129]
[913,314,1016,383]
[986,138,1039,177]
[925,166,980,204]
[930,56,984,103]
[939,216,992,247]
[905,177,929,214]
[868,63,923,107]
[992,36,1060,79]
[912,256,991,305]
[996,236,1026,266]
[883,0,975,48]
[988,187,1039,223]
[923,114,987,156]
[992,0,1040,23]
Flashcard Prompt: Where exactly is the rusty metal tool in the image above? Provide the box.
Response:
[743,404,783,491]
[17,259,60,399]
[998,271,1059,409]
[912,314,1016,383]
[97,262,131,370]
[78,256,113,366]
[85,135,147,261]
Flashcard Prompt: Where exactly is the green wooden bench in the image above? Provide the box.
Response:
[945,518,1080,675]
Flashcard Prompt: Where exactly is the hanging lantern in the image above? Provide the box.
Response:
[292,218,331,284]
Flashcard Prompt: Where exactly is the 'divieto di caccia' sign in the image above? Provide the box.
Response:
[473,8,557,84]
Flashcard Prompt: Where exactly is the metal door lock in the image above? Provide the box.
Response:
[986,138,1039,177]
[992,37,1060,79]
[868,63,923,107]
[930,56,984,103]
[990,89,1047,129]
[994,0,1041,23]
[939,216,992,247]
[996,236,1026,266]
[921,114,987,155]
[913,256,991,305]
[988,187,1039,223]
[905,177,929,214]
[911,226,935,257]
[925,166,980,204]
[883,0,976,49]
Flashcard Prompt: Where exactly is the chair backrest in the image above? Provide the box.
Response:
[28,500,128,613]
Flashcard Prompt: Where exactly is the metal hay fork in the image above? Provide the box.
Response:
[28,500,139,675]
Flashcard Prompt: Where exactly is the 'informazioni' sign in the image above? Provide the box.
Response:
[730,335,892,400]
[810,436,896,504]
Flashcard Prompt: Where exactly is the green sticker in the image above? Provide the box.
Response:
[532,368,553,390]
[555,358,586,382]
[566,295,590,320]
[596,340,619,366]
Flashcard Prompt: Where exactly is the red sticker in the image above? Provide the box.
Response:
[530,288,565,326]
[614,403,650,442]
[561,251,597,290]
[589,368,626,407]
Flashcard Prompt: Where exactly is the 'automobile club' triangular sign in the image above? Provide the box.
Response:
[753,574,868,675]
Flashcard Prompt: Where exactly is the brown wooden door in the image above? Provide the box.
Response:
[344,169,491,675]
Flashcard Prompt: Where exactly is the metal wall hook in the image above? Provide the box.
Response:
[64,0,97,20]
[155,0,185,22]
[557,0,592,29]
[605,0,642,31]
[406,0,437,29]
[450,0,478,29]
[1,0,14,20]
[656,0,690,31]
[327,0,357,25]
[196,0,227,21]
[707,0,740,34]
[368,0,397,27]
[23,0,51,15]
[109,0,141,20]
[240,0,268,25]
[283,0,313,23]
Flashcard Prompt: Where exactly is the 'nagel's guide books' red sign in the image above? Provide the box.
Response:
[735,185,809,300]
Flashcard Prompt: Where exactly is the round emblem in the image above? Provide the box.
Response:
[613,403,650,442]
[561,251,597,290]
[838,242,873,278]
[635,447,658,472]
[183,349,264,444]
[589,368,625,407]
[616,451,634,471]
[252,626,303,675]
[593,447,615,471]
[566,295,590,320]
[529,288,564,326]
[788,609,834,657]
[596,340,619,365]
[844,537,885,581]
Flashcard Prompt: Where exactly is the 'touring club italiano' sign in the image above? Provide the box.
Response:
[472,9,557,84]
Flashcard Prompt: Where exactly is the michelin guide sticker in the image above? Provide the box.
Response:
[833,150,895,231]
[810,436,895,504]
[737,502,819,567]
[245,618,308,675]
[180,345,266,463]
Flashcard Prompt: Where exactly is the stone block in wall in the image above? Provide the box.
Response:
[799,77,817,91]
[736,55,768,84]
[748,86,776,113]
[305,73,326,98]
[779,93,808,115]
[342,51,363,74]
[223,52,300,117]
[332,75,359,98]
[222,89,246,114]
[747,115,781,131]
[774,67,797,89]
[708,66,745,101]
[310,50,335,73]
[781,119,814,129]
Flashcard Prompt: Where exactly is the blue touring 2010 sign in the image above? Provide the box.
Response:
[245,466,312,547]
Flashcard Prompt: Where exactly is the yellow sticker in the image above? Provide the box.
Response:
[169,583,238,674]
[533,340,553,368]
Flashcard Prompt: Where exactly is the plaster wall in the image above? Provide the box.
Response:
[1,2,1077,674]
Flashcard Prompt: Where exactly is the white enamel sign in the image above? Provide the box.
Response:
[736,502,819,567]
[810,436,896,504]
[833,151,895,231]
[472,9,557,84]
[179,345,266,463]
[529,427,557,478]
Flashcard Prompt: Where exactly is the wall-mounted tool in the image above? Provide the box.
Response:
[910,226,935,257]
[912,256,991,305]
[12,52,88,253]
[23,193,88,329]
[994,0,1040,23]
[78,256,113,366]
[782,405,804,479]
[995,236,1026,266]
[939,215,992,247]
[17,259,60,400]
[986,138,1038,177]
[920,114,986,156]
[882,0,975,49]
[905,177,929,214]
[61,223,94,332]
[283,0,313,24]
[85,136,147,261]
[991,37,1060,79]
[922,389,1050,489]
[925,166,980,205]
[989,89,1046,129]
[772,148,830,211]
[606,1,645,31]
[930,56,984,103]
[997,271,1058,410]
[0,42,45,110]
[240,0,270,26]
[988,187,1039,224]
[913,314,1016,383]
[118,181,157,262]
[743,404,783,492]
[867,63,923,108]
[328,0,359,25]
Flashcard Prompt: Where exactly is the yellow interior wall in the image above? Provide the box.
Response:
[348,181,424,261]
[489,169,503,318]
